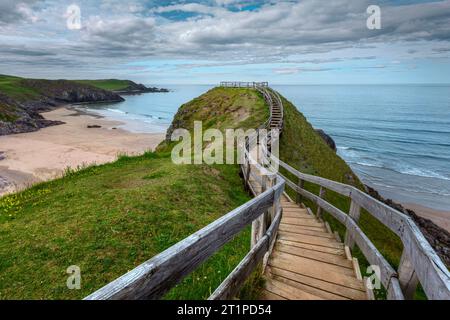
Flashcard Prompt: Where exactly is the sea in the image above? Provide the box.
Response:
[81,84,450,212]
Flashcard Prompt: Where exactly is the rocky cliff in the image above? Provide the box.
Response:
[114,82,169,94]
[0,78,124,135]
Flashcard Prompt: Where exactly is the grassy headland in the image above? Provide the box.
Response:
[0,87,267,299]
[0,86,421,299]
[74,79,138,91]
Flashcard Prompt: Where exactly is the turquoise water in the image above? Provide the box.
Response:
[84,84,450,211]
[274,85,450,211]
[84,85,213,133]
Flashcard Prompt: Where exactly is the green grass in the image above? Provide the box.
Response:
[74,80,135,91]
[0,74,40,101]
[0,87,268,300]
[0,103,18,122]
[0,85,422,299]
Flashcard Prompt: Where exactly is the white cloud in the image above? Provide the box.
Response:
[0,0,449,80]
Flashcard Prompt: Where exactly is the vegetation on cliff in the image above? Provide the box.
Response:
[0,87,429,299]
[0,74,167,135]
[75,79,169,93]
[0,87,267,299]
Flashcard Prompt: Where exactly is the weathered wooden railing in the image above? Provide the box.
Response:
[221,81,269,88]
[210,137,284,299]
[274,157,450,300]
[233,82,449,300]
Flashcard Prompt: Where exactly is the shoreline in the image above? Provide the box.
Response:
[0,106,165,196]
[1,106,448,233]
[403,202,450,233]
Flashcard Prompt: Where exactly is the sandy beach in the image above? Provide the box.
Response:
[0,107,165,195]
[404,203,450,233]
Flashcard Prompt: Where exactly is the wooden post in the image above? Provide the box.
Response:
[398,251,419,300]
[316,187,326,219]
[344,200,361,250]
[251,175,267,248]
[296,178,304,204]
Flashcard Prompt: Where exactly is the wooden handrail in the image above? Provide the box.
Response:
[275,157,450,300]
[85,83,449,301]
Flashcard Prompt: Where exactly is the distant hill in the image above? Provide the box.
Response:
[74,79,169,94]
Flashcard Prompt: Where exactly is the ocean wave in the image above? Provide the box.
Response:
[350,160,450,181]
[338,145,450,162]
[370,181,450,197]
[105,108,127,114]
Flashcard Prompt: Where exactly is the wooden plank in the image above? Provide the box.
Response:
[400,219,450,300]
[270,251,355,277]
[397,250,419,300]
[344,200,361,249]
[260,289,286,300]
[334,231,342,242]
[268,270,349,300]
[387,277,405,300]
[280,223,326,232]
[282,206,310,211]
[296,178,304,204]
[281,217,323,227]
[278,224,334,239]
[317,187,326,218]
[282,211,315,219]
[281,211,311,219]
[344,246,352,261]
[352,258,363,281]
[269,253,365,291]
[265,278,324,300]
[277,239,345,256]
[84,181,284,300]
[268,266,366,300]
[278,232,344,249]
[325,221,332,234]
[275,242,353,268]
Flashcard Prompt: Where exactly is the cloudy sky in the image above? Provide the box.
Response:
[0,0,449,84]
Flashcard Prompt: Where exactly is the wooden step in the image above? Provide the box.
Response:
[281,217,324,228]
[264,278,324,300]
[267,266,367,300]
[275,242,353,268]
[278,224,335,239]
[277,239,345,256]
[270,250,355,277]
[268,252,365,291]
[278,232,344,249]
[260,289,286,300]
[279,223,326,233]
[282,212,313,219]
[267,269,348,300]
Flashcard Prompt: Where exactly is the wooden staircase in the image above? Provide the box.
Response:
[251,86,368,300]
[261,196,368,300]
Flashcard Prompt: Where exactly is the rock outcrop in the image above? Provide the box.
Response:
[316,129,337,152]
[114,82,169,94]
[0,80,124,135]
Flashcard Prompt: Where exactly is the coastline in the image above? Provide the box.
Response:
[1,104,448,236]
[404,203,450,233]
[0,106,165,196]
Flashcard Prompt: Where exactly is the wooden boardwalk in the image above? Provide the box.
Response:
[85,83,450,301]
[262,196,367,300]
[247,87,368,300]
